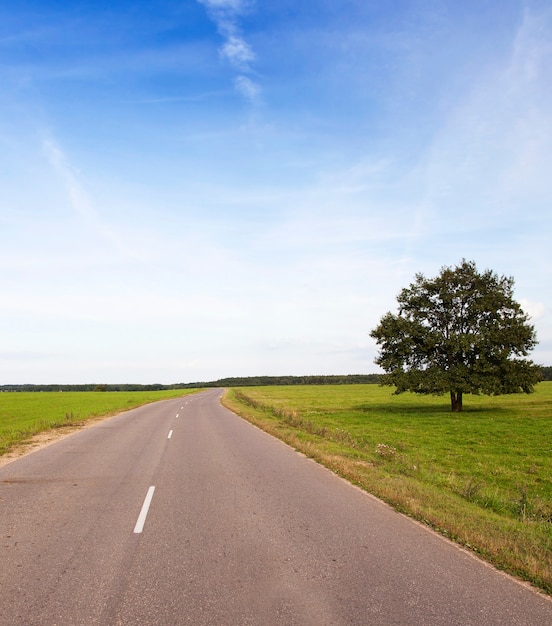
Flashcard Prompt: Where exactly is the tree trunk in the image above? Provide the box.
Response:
[450,391,463,412]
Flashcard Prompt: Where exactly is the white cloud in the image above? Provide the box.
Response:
[520,299,546,320]
[234,75,261,104]
[197,0,260,101]
[198,0,247,11]
[41,134,136,259]
[220,35,255,68]
[509,6,552,83]
[417,5,552,244]
[42,137,96,222]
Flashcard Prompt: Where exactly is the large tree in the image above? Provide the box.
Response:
[370,260,540,411]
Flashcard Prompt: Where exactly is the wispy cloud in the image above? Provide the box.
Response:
[198,0,261,104]
[234,75,260,103]
[42,134,136,258]
[510,5,552,83]
[221,34,255,69]
[417,5,552,238]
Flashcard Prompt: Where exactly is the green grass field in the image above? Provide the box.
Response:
[0,389,199,455]
[223,383,552,594]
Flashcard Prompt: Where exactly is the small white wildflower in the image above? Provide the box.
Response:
[376,443,397,457]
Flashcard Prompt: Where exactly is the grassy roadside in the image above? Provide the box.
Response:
[222,383,552,595]
[0,389,200,456]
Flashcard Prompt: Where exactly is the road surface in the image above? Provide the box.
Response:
[1,389,551,624]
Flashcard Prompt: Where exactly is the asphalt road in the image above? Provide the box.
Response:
[1,389,551,625]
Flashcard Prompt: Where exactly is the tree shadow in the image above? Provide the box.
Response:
[352,402,504,415]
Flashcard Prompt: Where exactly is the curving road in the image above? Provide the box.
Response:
[1,389,551,624]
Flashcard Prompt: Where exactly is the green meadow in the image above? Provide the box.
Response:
[223,382,552,594]
[0,389,198,455]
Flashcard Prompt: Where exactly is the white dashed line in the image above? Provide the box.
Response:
[168,430,173,439]
[134,486,155,534]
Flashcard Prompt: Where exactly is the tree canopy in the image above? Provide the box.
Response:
[370,260,541,411]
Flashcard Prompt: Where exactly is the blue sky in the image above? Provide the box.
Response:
[1,0,551,384]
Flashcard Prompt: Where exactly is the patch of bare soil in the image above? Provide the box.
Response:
[0,413,118,468]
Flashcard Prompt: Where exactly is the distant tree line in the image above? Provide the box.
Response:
[0,383,172,392]
[187,374,384,388]
[1,370,550,393]
[0,374,382,392]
